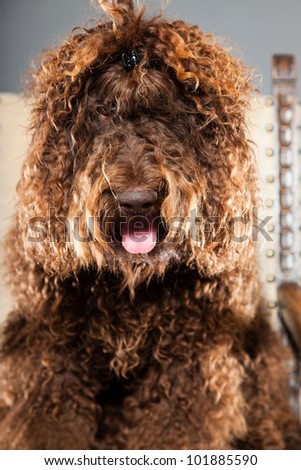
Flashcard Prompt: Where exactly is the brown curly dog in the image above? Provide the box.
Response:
[0,0,300,450]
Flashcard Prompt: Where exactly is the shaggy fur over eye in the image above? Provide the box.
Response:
[0,0,300,450]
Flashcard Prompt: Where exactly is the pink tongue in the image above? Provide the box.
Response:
[121,225,157,254]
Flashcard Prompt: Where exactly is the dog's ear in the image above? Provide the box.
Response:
[189,152,258,277]
[14,122,81,277]
[15,69,116,276]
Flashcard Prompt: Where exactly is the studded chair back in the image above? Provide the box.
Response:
[248,55,301,420]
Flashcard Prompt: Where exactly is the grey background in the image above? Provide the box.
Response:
[1,0,301,95]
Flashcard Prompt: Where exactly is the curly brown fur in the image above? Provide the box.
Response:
[0,0,300,449]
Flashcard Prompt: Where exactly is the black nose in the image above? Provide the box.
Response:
[116,190,158,212]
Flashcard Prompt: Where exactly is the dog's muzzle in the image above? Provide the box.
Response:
[116,190,158,254]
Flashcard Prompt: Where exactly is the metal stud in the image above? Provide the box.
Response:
[265,148,274,157]
[267,224,275,232]
[267,300,277,309]
[266,175,275,183]
[266,274,276,282]
[265,98,274,106]
[265,123,274,132]
[266,199,274,208]
[266,249,275,258]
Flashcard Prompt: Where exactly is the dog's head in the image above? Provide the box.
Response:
[18,0,257,290]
